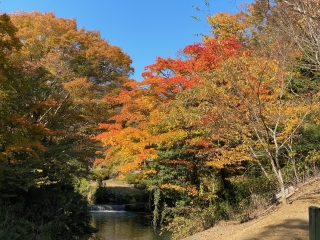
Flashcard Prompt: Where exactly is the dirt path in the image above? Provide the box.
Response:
[184,178,320,240]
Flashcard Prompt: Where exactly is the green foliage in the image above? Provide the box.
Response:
[90,168,110,182]
[227,176,276,205]
[214,201,233,221]
[0,184,91,240]
[124,173,140,184]
[73,177,90,198]
[295,121,320,155]
[152,187,161,228]
[224,176,277,220]
[163,205,216,240]
[145,146,214,232]
[290,61,320,94]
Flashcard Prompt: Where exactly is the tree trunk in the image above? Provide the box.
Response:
[277,168,287,205]
[292,159,299,184]
[269,153,287,205]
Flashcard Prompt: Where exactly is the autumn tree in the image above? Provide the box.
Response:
[9,11,134,164]
[93,37,242,174]
[202,54,316,205]
[252,0,320,70]
[0,12,134,238]
[200,0,320,205]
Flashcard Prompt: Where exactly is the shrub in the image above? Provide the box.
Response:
[163,205,216,240]
[0,184,92,240]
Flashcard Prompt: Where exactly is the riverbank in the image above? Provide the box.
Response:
[184,178,320,240]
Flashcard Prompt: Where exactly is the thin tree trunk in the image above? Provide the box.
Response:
[277,168,287,205]
[268,153,287,205]
[250,146,269,178]
[292,159,299,184]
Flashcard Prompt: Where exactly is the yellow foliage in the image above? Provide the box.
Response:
[206,12,248,40]
[306,150,320,163]
[160,183,185,192]
[153,130,188,148]
[143,169,157,176]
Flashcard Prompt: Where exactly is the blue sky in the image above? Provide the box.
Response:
[1,0,251,81]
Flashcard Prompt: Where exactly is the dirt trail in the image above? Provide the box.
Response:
[184,178,320,240]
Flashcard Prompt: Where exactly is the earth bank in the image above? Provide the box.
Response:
[184,177,320,240]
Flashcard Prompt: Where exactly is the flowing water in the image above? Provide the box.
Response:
[90,205,169,240]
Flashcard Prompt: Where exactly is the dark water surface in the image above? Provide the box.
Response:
[90,211,168,240]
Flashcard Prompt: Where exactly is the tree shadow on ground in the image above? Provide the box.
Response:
[243,218,309,240]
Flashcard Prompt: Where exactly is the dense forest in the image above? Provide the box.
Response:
[1,0,320,239]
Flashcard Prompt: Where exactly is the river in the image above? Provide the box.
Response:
[90,210,169,240]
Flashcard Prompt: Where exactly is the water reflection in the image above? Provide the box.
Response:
[90,211,168,240]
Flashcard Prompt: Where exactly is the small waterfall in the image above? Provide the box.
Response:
[89,204,126,212]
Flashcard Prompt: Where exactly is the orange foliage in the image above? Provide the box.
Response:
[94,37,245,175]
[186,185,198,197]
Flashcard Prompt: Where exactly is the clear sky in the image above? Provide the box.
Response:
[1,0,251,81]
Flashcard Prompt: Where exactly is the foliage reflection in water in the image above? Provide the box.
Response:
[90,211,168,240]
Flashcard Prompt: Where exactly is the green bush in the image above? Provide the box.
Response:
[91,168,109,182]
[163,205,216,240]
[124,173,140,184]
[220,176,277,221]
[0,184,92,240]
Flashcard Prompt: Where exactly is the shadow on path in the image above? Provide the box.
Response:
[243,218,308,240]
